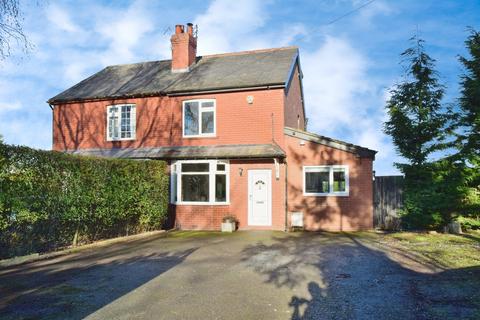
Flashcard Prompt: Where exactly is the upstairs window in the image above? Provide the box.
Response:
[107,104,136,141]
[303,165,349,196]
[183,100,216,137]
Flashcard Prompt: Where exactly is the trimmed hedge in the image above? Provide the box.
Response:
[0,143,169,259]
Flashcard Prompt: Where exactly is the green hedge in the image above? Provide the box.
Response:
[0,143,169,259]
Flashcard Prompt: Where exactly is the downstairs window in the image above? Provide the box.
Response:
[171,160,229,204]
[303,165,349,196]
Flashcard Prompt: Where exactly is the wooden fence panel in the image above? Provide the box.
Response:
[373,175,404,229]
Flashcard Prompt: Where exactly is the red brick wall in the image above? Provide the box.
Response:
[284,65,305,130]
[170,159,286,231]
[53,89,285,151]
[285,134,373,231]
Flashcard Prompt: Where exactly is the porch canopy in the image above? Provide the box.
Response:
[65,144,285,160]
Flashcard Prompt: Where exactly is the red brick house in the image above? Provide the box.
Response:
[49,23,376,231]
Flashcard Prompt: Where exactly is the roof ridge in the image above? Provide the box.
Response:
[106,59,169,68]
[105,46,299,68]
[201,46,299,59]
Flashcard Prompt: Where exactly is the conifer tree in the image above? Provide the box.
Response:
[384,36,452,229]
[456,28,480,216]
[457,28,480,162]
[384,36,448,166]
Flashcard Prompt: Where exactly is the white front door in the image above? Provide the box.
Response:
[248,170,272,226]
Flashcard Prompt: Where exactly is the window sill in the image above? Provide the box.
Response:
[182,134,216,139]
[172,202,230,206]
[303,192,349,197]
[107,137,136,142]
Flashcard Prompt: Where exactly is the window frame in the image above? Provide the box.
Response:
[170,159,229,205]
[182,99,216,138]
[106,104,136,141]
[303,165,349,196]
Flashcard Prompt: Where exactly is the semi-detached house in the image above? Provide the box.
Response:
[49,23,377,231]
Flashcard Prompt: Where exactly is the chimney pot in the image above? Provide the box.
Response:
[175,24,184,34]
[187,23,194,36]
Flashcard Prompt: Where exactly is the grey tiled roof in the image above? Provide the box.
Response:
[284,127,377,159]
[66,144,286,160]
[49,47,298,104]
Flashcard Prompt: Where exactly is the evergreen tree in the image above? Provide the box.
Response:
[456,28,480,216]
[384,36,453,229]
[458,28,480,161]
[384,36,449,166]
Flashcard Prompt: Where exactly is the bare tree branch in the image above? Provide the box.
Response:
[0,0,33,60]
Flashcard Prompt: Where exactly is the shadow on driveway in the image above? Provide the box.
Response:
[0,234,197,320]
[1,231,479,319]
[241,232,480,320]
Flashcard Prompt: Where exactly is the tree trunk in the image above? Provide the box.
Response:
[72,226,79,247]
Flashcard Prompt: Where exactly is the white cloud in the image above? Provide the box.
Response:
[194,0,270,54]
[301,35,394,165]
[47,4,81,33]
[352,0,393,27]
[0,101,22,113]
[0,100,51,148]
[96,1,156,65]
[276,24,308,47]
[0,117,51,148]
[302,36,370,130]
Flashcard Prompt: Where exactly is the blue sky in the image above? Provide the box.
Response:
[0,0,478,175]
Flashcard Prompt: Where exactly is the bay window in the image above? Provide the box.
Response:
[171,160,229,204]
[107,104,136,141]
[183,99,216,137]
[303,165,349,196]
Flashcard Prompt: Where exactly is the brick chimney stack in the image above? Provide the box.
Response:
[171,23,197,73]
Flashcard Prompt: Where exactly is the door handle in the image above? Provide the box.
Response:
[256,201,264,204]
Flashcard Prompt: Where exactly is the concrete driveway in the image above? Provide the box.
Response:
[0,231,478,319]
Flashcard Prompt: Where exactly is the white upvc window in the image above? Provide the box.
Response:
[107,104,136,141]
[182,99,216,138]
[303,165,349,196]
[170,159,229,205]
